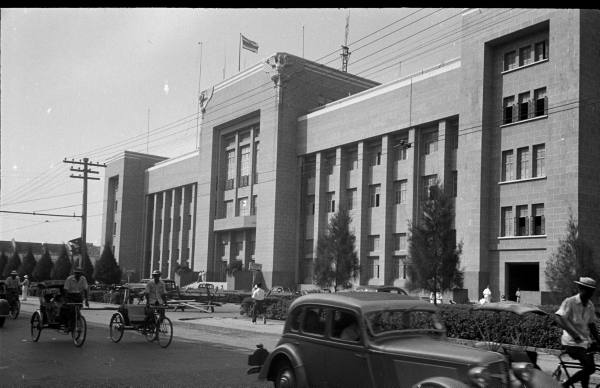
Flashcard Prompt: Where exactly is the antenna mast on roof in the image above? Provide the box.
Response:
[341,10,351,72]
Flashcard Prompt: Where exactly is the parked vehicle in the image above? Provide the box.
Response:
[354,285,408,295]
[180,282,216,304]
[247,292,552,388]
[139,278,181,300]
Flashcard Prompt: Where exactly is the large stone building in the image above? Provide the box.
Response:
[101,9,600,303]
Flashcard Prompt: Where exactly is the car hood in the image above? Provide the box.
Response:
[369,335,505,365]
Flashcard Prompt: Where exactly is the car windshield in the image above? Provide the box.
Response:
[365,309,445,337]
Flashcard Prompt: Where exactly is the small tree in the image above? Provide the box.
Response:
[52,245,72,280]
[545,214,600,301]
[33,248,53,281]
[314,209,360,292]
[0,251,7,276]
[94,244,121,284]
[3,251,22,278]
[19,247,36,278]
[81,253,95,283]
[407,183,463,304]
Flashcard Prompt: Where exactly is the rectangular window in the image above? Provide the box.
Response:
[451,171,457,197]
[393,233,407,251]
[394,180,407,204]
[238,197,249,216]
[501,206,513,237]
[533,144,545,177]
[324,153,336,175]
[347,189,357,210]
[422,174,437,200]
[369,185,380,207]
[534,87,547,117]
[253,142,259,183]
[534,41,547,62]
[225,200,233,218]
[395,140,408,160]
[519,45,532,66]
[368,235,380,251]
[225,149,235,190]
[532,203,545,235]
[503,96,515,124]
[517,147,529,180]
[502,150,514,181]
[327,192,335,213]
[504,50,517,71]
[306,195,315,215]
[369,146,382,166]
[423,131,438,155]
[516,205,529,236]
[370,257,380,279]
[348,149,358,170]
[518,92,531,121]
[239,145,250,187]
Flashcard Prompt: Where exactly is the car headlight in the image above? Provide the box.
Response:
[468,366,491,388]
[511,362,535,383]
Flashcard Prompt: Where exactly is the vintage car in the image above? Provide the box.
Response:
[180,282,216,303]
[248,292,550,388]
[354,285,408,295]
[138,278,181,300]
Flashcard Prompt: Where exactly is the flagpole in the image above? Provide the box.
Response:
[238,33,241,72]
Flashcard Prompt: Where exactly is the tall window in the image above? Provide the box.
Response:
[368,235,380,251]
[394,180,407,204]
[224,200,233,218]
[533,144,545,177]
[348,149,358,170]
[502,150,514,181]
[519,45,532,66]
[253,141,260,183]
[347,189,357,210]
[517,147,529,180]
[516,205,528,236]
[370,257,380,279]
[532,203,545,235]
[369,145,382,166]
[503,96,515,124]
[239,145,250,187]
[534,87,547,117]
[518,92,531,121]
[392,256,407,279]
[393,233,407,251]
[451,171,458,197]
[238,197,249,216]
[324,153,336,175]
[327,192,335,213]
[369,185,380,207]
[251,195,257,215]
[504,50,517,71]
[423,131,438,155]
[422,174,438,200]
[534,41,547,62]
[225,149,235,190]
[395,140,408,160]
[501,207,513,237]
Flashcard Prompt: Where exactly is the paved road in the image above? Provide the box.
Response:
[0,305,276,388]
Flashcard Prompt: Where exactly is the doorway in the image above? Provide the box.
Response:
[506,262,539,301]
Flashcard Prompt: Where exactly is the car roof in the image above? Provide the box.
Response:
[290,292,436,313]
[473,302,547,315]
[38,280,65,288]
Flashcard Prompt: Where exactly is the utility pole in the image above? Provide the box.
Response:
[63,157,106,266]
[341,11,351,72]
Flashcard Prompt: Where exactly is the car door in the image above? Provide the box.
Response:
[297,305,329,387]
[325,308,372,388]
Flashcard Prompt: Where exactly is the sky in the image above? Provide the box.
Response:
[0,7,463,247]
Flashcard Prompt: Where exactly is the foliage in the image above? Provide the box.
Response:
[0,251,8,276]
[19,247,36,278]
[239,295,296,320]
[2,251,22,278]
[407,182,463,304]
[33,248,53,282]
[545,214,600,301]
[314,209,360,291]
[225,260,244,276]
[81,253,95,283]
[94,244,121,284]
[52,245,72,280]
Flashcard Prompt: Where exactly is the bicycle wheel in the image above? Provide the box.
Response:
[144,316,158,342]
[72,314,87,347]
[31,311,42,342]
[156,316,173,348]
[109,313,125,343]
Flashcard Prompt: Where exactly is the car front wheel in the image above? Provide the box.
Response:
[273,361,296,388]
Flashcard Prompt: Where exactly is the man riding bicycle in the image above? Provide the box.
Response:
[5,270,20,311]
[61,267,89,332]
[144,270,167,325]
[555,276,600,388]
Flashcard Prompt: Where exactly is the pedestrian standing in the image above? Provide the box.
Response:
[21,275,30,301]
[251,282,266,324]
[483,285,492,303]
[515,288,521,303]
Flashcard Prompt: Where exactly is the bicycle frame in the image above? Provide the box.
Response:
[553,350,600,388]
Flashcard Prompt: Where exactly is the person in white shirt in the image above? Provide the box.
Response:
[21,275,30,301]
[251,282,266,324]
[483,285,492,304]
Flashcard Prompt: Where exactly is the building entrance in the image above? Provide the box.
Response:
[506,262,539,302]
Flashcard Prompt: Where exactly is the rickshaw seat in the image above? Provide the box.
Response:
[125,304,147,322]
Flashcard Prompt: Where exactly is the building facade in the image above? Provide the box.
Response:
[101,9,600,303]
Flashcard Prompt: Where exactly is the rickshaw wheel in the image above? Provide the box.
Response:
[109,313,125,343]
[9,300,20,319]
[144,317,158,342]
[31,312,42,342]
[156,316,173,348]
[72,315,87,347]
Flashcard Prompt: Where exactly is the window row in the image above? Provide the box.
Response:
[500,203,545,237]
[365,255,409,281]
[501,144,545,182]
[221,195,258,218]
[503,39,548,72]
[503,87,547,125]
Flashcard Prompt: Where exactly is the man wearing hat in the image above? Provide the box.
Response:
[144,270,167,325]
[555,277,600,388]
[64,267,89,307]
[21,275,30,301]
[5,270,21,310]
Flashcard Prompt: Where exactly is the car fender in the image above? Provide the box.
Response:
[258,342,308,387]
[412,376,470,388]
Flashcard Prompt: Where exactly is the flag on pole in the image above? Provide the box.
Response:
[241,34,259,53]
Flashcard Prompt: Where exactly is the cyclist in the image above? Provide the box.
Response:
[62,267,89,331]
[144,270,167,327]
[555,276,600,388]
[5,270,20,311]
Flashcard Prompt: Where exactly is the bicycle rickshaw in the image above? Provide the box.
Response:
[0,280,21,326]
[30,280,87,347]
[108,285,173,348]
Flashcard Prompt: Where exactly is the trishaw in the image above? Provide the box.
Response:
[108,285,173,348]
[0,280,21,327]
[30,280,87,347]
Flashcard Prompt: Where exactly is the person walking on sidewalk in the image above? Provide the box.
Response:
[251,282,266,324]
[555,277,600,388]
[21,275,30,301]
